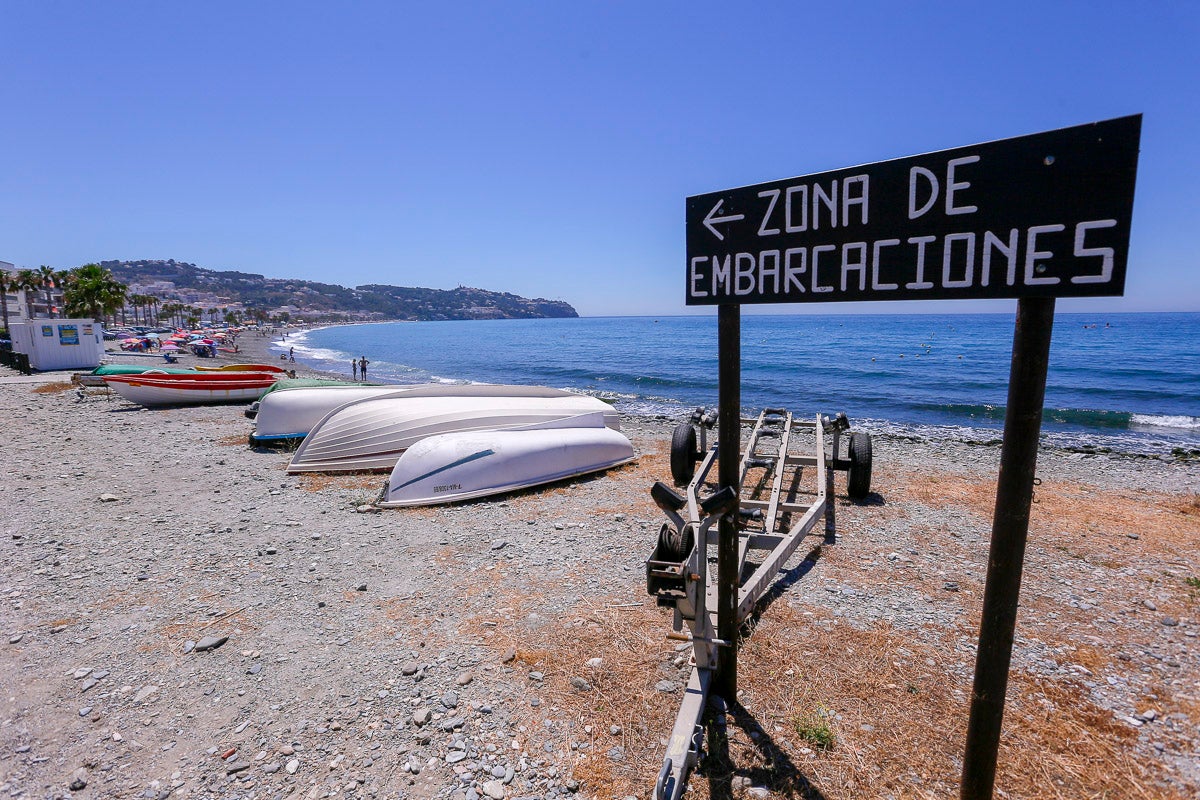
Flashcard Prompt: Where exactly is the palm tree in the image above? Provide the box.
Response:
[62,263,127,323]
[37,265,58,318]
[14,269,40,318]
[129,294,151,326]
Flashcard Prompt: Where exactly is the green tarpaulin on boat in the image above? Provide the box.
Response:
[91,364,201,376]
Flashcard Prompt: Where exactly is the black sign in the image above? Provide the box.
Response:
[685,115,1141,305]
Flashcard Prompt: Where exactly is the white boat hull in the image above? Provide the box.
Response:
[253,384,594,443]
[379,417,635,507]
[108,380,272,406]
[287,392,620,473]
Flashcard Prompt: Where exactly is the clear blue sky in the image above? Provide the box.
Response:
[2,1,1196,316]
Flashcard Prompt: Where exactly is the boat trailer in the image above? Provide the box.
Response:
[645,407,873,800]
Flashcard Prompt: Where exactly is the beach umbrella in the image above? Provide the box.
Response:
[161,343,180,351]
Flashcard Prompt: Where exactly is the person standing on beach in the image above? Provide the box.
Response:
[359,356,369,380]
[352,359,358,380]
[289,346,295,363]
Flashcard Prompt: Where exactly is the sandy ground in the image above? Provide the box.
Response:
[1,329,1197,800]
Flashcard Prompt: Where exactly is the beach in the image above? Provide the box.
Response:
[1,331,1198,799]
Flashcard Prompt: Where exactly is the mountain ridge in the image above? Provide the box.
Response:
[101,259,578,321]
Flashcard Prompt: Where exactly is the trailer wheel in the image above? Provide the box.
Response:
[670,423,698,486]
[847,431,873,499]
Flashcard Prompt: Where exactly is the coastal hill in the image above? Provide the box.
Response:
[101,259,578,321]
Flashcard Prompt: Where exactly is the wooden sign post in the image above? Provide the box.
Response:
[685,116,1141,797]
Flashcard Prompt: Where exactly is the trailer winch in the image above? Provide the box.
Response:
[645,407,873,799]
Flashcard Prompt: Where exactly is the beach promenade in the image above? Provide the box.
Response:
[1,331,1197,799]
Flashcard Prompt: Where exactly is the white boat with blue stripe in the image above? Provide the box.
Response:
[378,413,635,507]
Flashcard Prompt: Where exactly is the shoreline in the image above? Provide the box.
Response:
[92,328,1200,494]
[280,318,1200,463]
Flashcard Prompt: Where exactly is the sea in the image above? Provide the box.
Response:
[279,312,1200,458]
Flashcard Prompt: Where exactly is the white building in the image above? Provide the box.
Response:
[0,262,66,324]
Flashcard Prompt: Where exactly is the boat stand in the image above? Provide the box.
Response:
[645,408,872,800]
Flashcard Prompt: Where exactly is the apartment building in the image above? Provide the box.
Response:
[0,262,66,323]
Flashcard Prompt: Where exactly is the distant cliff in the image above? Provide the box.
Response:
[102,259,579,321]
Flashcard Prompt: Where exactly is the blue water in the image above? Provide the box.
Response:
[281,312,1200,456]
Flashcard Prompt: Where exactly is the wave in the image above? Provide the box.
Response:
[913,403,1200,433]
[1129,413,1200,431]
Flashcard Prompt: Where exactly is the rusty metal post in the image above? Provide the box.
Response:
[714,303,741,700]
[960,297,1056,799]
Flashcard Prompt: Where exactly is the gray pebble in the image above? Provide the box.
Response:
[194,635,228,652]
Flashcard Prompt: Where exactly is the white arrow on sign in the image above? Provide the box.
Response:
[702,199,744,241]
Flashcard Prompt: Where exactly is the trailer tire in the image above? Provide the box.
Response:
[847,431,873,499]
[670,423,698,486]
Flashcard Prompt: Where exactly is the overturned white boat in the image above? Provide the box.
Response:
[252,386,600,448]
[286,390,620,473]
[379,413,635,507]
[254,383,600,444]
[250,384,422,443]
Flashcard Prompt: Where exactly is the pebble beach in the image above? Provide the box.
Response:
[2,330,1198,799]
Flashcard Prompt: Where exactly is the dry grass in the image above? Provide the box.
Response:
[442,458,1199,799]
[33,381,75,394]
[298,471,385,492]
[463,584,680,796]
[732,603,1170,800]
[462,582,1188,799]
[1176,494,1200,517]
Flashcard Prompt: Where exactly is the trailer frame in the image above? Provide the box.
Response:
[645,408,869,800]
